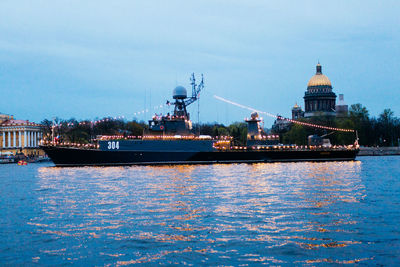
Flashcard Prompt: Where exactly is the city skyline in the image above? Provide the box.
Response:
[0,1,399,126]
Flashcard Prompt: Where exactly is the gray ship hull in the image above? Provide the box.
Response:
[41,145,358,167]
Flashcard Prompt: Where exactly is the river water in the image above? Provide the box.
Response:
[1,156,399,265]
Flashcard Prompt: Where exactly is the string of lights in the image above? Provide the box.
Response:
[52,116,126,128]
[52,102,171,128]
[214,95,355,133]
[133,104,167,117]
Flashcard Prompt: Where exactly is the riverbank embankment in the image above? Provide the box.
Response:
[359,147,400,156]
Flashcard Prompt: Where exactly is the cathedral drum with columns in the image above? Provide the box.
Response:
[0,114,45,157]
[303,63,337,117]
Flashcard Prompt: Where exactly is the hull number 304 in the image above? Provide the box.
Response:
[107,141,120,150]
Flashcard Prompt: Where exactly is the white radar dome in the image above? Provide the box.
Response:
[173,86,187,99]
[251,112,259,119]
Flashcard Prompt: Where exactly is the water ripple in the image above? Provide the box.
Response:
[1,157,400,265]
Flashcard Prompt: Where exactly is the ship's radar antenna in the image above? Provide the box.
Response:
[169,73,204,119]
[173,86,187,99]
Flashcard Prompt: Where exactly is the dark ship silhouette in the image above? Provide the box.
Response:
[41,74,359,166]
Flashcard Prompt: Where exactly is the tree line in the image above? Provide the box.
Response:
[41,118,146,144]
[277,104,400,147]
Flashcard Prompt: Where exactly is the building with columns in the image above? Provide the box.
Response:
[0,114,45,156]
[303,63,337,117]
[289,63,349,120]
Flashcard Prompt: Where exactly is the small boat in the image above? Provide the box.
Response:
[0,154,16,164]
[18,160,28,166]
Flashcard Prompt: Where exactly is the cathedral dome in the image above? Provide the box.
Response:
[307,63,332,87]
[303,63,337,118]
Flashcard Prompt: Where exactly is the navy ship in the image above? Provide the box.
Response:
[41,74,359,166]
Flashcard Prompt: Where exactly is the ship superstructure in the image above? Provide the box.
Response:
[146,73,203,136]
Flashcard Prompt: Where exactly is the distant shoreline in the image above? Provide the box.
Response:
[359,147,400,156]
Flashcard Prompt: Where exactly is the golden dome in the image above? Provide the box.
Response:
[307,74,331,87]
[307,63,332,87]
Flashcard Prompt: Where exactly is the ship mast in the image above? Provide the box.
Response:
[170,73,204,120]
[187,73,203,107]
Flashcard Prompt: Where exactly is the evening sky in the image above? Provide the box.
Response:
[0,0,399,125]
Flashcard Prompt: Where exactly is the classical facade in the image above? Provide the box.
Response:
[303,63,337,117]
[0,114,45,156]
[282,63,349,127]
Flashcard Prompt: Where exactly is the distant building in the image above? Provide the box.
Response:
[274,63,351,132]
[335,94,348,117]
[0,113,44,156]
[303,63,337,117]
[272,115,291,132]
[286,62,351,118]
[291,103,304,120]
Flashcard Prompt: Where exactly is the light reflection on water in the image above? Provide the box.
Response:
[1,158,400,265]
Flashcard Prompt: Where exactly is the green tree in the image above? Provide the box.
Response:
[349,104,369,120]
[126,121,144,136]
[40,119,53,140]
[348,104,370,145]
[228,122,247,145]
[213,126,229,137]
[282,124,307,145]
[334,118,356,145]
[378,109,397,146]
